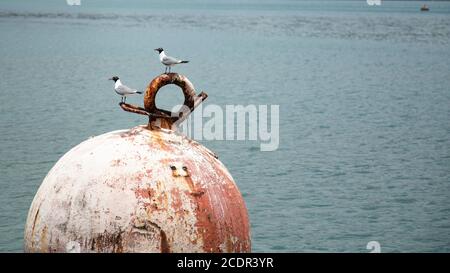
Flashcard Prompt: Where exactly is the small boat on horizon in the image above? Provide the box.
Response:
[421,4,430,12]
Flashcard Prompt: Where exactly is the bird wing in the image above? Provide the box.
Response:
[116,84,137,95]
[162,55,181,65]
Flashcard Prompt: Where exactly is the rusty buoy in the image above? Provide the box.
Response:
[24,73,251,253]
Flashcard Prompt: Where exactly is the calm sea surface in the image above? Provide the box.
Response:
[1,0,449,252]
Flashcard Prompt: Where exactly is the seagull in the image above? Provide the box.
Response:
[154,48,189,73]
[108,76,142,103]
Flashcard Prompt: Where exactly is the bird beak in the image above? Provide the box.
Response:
[108,78,113,80]
[154,48,159,52]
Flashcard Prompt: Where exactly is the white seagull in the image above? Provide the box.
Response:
[154,48,189,73]
[108,76,142,103]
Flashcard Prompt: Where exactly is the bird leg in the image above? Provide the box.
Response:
[165,67,168,74]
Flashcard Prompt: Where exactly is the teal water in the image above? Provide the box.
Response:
[1,0,450,252]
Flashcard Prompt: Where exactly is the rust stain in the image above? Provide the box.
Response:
[194,196,222,252]
[183,175,195,192]
[134,186,157,212]
[153,159,231,252]
[40,226,48,252]
[90,238,96,251]
[111,159,126,167]
[133,172,145,182]
[191,191,205,197]
[226,236,233,253]
[146,222,170,253]
[160,229,170,253]
[119,130,138,142]
[25,98,250,253]
[157,191,168,210]
[134,187,155,199]
[184,174,205,197]
[150,130,175,152]
[93,231,124,253]
[212,161,251,252]
[31,208,40,240]
[170,188,183,212]
[156,180,163,192]
[187,157,251,253]
[182,162,223,252]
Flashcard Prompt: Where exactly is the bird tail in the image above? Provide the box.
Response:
[180,60,189,64]
[136,91,143,94]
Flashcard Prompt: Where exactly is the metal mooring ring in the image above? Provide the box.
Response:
[119,73,207,130]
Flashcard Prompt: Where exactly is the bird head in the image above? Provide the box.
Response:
[154,48,164,54]
[109,76,119,82]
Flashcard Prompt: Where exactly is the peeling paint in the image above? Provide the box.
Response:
[24,125,251,253]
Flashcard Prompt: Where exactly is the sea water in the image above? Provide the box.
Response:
[0,0,449,252]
